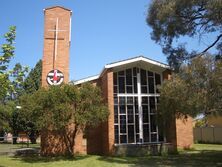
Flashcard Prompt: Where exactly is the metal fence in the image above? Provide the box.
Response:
[194,127,222,144]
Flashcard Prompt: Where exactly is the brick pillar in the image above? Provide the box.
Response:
[42,6,71,86]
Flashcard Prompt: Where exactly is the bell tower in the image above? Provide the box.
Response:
[42,6,72,86]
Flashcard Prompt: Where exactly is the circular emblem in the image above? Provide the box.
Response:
[46,69,64,85]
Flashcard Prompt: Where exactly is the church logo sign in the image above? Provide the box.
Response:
[46,69,64,85]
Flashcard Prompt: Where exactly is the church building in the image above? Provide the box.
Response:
[41,6,193,155]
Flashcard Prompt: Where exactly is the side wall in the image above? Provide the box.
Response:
[162,70,193,149]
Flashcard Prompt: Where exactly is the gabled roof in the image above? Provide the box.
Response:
[73,56,171,85]
[44,6,72,13]
[73,75,100,85]
[104,56,170,69]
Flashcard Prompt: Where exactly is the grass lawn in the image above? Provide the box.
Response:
[0,144,222,167]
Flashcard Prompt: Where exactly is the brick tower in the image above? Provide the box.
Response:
[42,6,72,86]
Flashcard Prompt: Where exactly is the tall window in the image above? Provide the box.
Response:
[114,67,162,144]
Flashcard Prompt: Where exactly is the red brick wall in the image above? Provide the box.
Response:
[162,69,193,149]
[176,117,193,148]
[42,6,71,86]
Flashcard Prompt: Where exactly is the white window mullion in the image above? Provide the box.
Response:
[137,70,143,143]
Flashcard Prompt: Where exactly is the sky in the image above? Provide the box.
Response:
[0,0,214,81]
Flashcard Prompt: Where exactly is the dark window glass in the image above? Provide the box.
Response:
[133,68,137,76]
[114,105,118,115]
[126,86,133,93]
[118,77,125,93]
[126,69,132,85]
[128,125,135,143]
[155,73,161,93]
[114,115,118,124]
[143,124,149,142]
[114,86,118,93]
[135,115,139,133]
[114,96,118,105]
[142,105,149,123]
[127,106,134,123]
[148,71,153,77]
[133,77,137,93]
[120,135,127,143]
[151,134,157,142]
[142,97,148,104]
[149,97,156,113]
[136,134,140,143]
[114,73,117,85]
[127,97,133,104]
[148,77,154,93]
[119,97,125,105]
[118,70,125,76]
[120,105,126,114]
[141,86,148,93]
[120,125,126,133]
[150,115,157,132]
[114,125,119,143]
[140,69,147,85]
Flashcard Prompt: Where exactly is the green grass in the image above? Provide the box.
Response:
[0,144,222,167]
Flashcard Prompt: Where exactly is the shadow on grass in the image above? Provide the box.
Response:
[12,154,91,163]
[97,150,222,167]
[10,149,222,167]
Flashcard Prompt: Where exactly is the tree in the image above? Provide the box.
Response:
[158,55,222,122]
[23,60,42,94]
[0,27,28,143]
[147,0,222,70]
[20,83,109,156]
[0,26,16,102]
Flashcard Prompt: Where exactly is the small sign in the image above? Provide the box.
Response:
[46,69,64,85]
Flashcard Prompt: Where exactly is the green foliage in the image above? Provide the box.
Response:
[147,0,222,70]
[158,55,222,121]
[20,83,109,155]
[23,60,42,94]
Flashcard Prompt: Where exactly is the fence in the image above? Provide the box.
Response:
[193,127,222,144]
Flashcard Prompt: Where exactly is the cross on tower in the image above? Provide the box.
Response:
[45,18,67,69]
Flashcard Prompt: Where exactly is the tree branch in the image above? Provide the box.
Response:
[201,34,222,53]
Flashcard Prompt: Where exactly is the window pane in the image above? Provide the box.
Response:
[155,73,161,93]
[135,115,139,133]
[133,67,137,76]
[150,115,157,132]
[143,124,149,142]
[133,77,137,93]
[118,77,125,93]
[126,69,132,85]
[140,69,147,85]
[126,86,133,93]
[151,134,157,142]
[114,96,118,105]
[149,97,156,113]
[128,125,135,143]
[115,125,119,144]
[114,72,117,85]
[114,85,118,93]
[119,97,125,105]
[114,105,118,115]
[142,97,148,104]
[120,105,126,114]
[127,97,133,104]
[148,71,153,77]
[120,135,127,143]
[141,86,148,93]
[142,105,149,123]
[127,105,134,123]
[148,77,154,93]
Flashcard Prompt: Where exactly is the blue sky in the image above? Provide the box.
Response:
[0,0,214,81]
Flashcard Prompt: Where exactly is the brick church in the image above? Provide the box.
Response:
[41,6,193,155]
